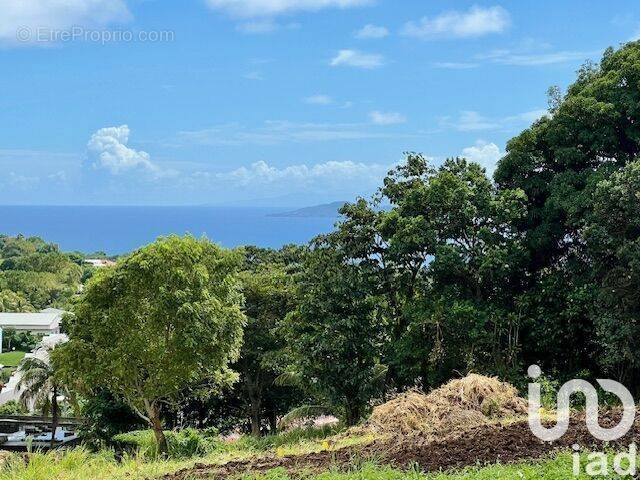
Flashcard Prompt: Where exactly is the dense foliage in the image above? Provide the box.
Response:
[0,235,83,310]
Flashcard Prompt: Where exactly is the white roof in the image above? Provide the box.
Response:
[0,312,61,329]
[40,308,65,315]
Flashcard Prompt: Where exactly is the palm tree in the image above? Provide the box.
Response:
[17,356,64,448]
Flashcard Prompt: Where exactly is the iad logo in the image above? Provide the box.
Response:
[527,365,635,442]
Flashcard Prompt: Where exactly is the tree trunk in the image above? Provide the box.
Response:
[50,386,59,449]
[344,401,361,427]
[148,405,169,456]
[268,410,277,434]
[249,396,261,437]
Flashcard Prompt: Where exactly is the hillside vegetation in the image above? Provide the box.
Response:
[3,41,640,479]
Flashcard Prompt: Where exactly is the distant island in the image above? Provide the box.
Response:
[269,201,347,218]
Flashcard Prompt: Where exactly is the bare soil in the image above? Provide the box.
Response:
[163,410,640,479]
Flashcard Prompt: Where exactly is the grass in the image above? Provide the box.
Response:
[0,351,26,367]
[0,425,630,480]
[0,450,631,480]
[243,453,632,480]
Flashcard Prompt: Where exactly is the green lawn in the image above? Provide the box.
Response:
[0,351,26,367]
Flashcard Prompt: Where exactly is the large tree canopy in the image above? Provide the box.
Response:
[55,236,245,453]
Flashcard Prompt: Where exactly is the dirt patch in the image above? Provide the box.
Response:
[362,374,527,438]
[163,410,640,479]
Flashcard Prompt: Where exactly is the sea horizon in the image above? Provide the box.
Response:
[0,205,339,255]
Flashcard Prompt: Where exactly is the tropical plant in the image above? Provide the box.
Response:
[17,352,69,448]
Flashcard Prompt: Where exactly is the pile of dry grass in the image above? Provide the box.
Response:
[363,374,527,438]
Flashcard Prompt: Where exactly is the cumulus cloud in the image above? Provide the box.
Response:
[330,49,385,68]
[401,5,509,40]
[0,0,131,44]
[354,24,389,39]
[191,159,392,191]
[369,111,406,125]
[461,140,503,174]
[205,0,372,17]
[87,125,158,175]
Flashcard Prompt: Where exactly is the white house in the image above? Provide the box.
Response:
[84,258,115,268]
[0,309,64,335]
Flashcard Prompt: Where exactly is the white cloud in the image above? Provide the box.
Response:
[442,108,548,132]
[5,172,40,190]
[354,24,389,39]
[402,5,509,40]
[0,0,130,44]
[236,19,300,34]
[478,48,598,66]
[433,61,479,69]
[192,160,392,190]
[330,49,384,69]
[305,94,333,105]
[205,0,371,17]
[369,111,406,125]
[177,120,409,146]
[236,19,279,33]
[461,140,503,174]
[87,125,158,175]
[505,109,548,123]
[443,111,499,131]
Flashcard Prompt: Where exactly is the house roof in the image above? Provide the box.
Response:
[0,311,62,329]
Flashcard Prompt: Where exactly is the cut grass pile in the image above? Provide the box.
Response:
[363,374,527,438]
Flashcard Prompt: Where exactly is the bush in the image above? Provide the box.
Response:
[78,391,146,450]
[112,428,222,459]
[0,401,26,415]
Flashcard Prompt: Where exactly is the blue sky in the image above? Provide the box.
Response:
[0,0,638,206]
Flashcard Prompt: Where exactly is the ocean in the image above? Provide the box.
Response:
[0,206,339,255]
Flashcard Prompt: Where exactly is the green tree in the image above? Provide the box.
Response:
[0,290,34,312]
[328,155,526,387]
[54,236,245,454]
[494,41,640,378]
[285,241,386,426]
[583,160,640,386]
[237,250,299,436]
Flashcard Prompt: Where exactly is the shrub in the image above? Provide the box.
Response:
[113,428,222,459]
[0,401,26,415]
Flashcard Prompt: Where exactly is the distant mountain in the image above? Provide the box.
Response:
[269,201,347,218]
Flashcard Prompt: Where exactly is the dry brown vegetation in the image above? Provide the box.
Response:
[362,374,527,438]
